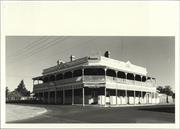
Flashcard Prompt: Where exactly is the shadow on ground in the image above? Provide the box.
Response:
[138,105,175,113]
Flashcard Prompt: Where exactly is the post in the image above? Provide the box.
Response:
[72,86,74,105]
[125,90,128,104]
[104,87,106,106]
[55,90,57,104]
[104,68,107,107]
[43,92,45,103]
[82,68,84,81]
[82,87,85,106]
[48,92,50,104]
[151,92,153,104]
[155,92,157,104]
[116,88,118,105]
[63,88,65,104]
[141,91,143,104]
[134,90,136,105]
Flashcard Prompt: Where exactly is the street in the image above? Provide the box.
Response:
[8,104,175,123]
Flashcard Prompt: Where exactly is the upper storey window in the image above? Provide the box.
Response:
[135,74,141,81]
[117,71,126,79]
[84,68,105,75]
[56,73,63,80]
[49,75,55,81]
[142,76,147,82]
[127,73,134,80]
[64,71,73,79]
[106,69,116,77]
[73,69,82,77]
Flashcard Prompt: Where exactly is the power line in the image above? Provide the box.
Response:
[11,37,96,69]
[8,37,67,65]
[7,37,56,62]
[7,36,48,58]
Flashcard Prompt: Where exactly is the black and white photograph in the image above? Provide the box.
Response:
[5,36,175,123]
[1,1,179,129]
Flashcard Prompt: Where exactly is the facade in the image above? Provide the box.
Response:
[33,51,158,106]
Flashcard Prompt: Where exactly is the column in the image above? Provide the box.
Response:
[104,87,106,106]
[104,68,107,107]
[125,90,128,104]
[140,75,142,86]
[82,68,84,81]
[134,90,136,105]
[115,71,118,105]
[82,87,85,106]
[72,86,74,105]
[116,88,118,105]
[55,90,57,104]
[133,74,135,85]
[38,92,41,101]
[63,88,65,104]
[125,73,128,84]
[48,92,50,104]
[36,92,39,100]
[151,92,153,104]
[43,92,45,103]
[141,91,143,104]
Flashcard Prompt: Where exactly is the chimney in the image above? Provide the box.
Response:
[57,60,60,65]
[70,55,75,61]
[104,51,110,58]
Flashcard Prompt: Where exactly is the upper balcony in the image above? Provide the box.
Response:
[33,67,156,92]
[33,75,155,92]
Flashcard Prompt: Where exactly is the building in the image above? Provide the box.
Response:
[33,51,159,106]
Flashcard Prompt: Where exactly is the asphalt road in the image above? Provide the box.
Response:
[9,104,175,123]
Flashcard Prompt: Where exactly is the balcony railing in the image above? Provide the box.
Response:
[106,76,154,87]
[34,75,154,91]
[83,75,105,83]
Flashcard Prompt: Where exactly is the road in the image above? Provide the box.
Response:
[8,104,175,123]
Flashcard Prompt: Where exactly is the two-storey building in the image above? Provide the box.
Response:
[33,51,158,106]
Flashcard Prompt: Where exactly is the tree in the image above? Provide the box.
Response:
[157,85,174,103]
[6,86,10,101]
[157,86,164,93]
[157,85,173,95]
[6,87,10,97]
[163,85,173,96]
[15,80,30,97]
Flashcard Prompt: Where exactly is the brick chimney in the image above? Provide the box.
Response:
[104,51,110,58]
[70,55,75,61]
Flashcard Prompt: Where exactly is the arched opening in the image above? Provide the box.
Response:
[135,74,141,81]
[106,69,116,77]
[147,77,151,80]
[84,68,105,75]
[127,73,134,80]
[73,69,82,77]
[117,71,126,79]
[142,76,147,82]
[56,73,63,80]
[64,71,73,79]
[38,78,43,84]
[43,76,49,83]
[49,75,55,81]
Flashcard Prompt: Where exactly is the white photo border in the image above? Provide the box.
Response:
[1,1,179,129]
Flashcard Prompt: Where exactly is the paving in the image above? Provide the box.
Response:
[7,104,175,123]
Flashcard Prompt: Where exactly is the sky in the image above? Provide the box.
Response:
[6,36,175,92]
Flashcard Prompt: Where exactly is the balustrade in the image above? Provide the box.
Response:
[34,75,153,91]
